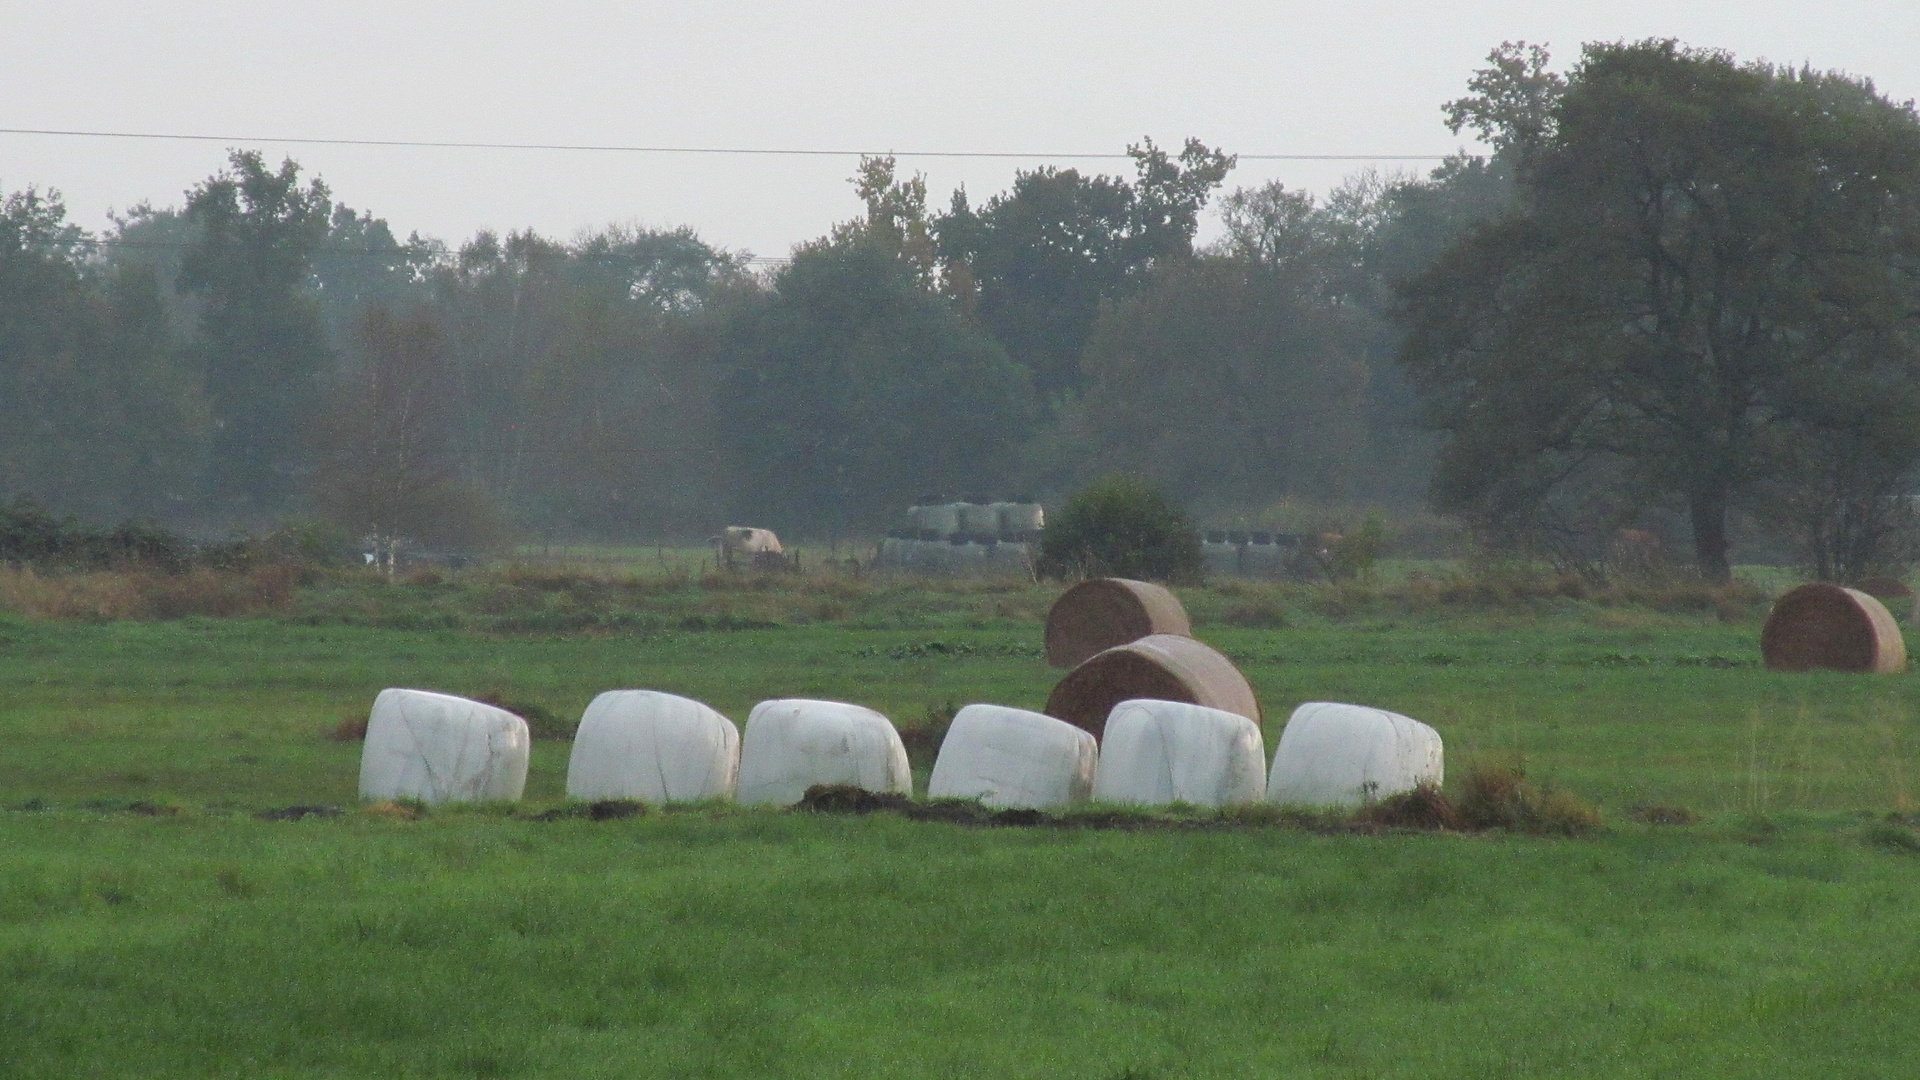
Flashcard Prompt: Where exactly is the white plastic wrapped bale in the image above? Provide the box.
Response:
[565,690,740,803]
[1000,502,1045,537]
[927,704,1097,809]
[1091,699,1266,808]
[959,501,1001,538]
[919,502,961,538]
[1201,535,1241,577]
[358,689,530,804]
[736,699,913,806]
[1266,702,1443,808]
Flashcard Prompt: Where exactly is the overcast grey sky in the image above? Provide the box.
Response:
[2,1,1913,258]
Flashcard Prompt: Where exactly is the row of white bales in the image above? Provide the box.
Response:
[358,688,1443,811]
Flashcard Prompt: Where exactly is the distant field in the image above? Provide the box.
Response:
[5,572,1920,1077]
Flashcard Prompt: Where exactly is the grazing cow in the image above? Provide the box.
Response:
[710,527,788,571]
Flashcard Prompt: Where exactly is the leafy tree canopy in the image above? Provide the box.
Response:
[720,234,1034,535]
[935,138,1234,399]
[1037,474,1203,583]
[1400,40,1920,580]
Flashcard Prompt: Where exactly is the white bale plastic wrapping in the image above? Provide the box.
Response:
[1202,539,1241,577]
[1241,537,1285,578]
[986,501,1016,537]
[879,536,910,568]
[1001,502,1045,535]
[987,541,1033,573]
[1091,699,1266,808]
[565,690,740,803]
[1266,701,1443,808]
[959,502,1000,537]
[919,503,961,538]
[736,699,913,805]
[914,539,951,574]
[928,704,1098,809]
[358,688,530,804]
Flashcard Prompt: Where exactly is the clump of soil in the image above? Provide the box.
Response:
[799,784,916,815]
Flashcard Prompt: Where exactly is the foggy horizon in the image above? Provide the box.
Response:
[4,1,1914,256]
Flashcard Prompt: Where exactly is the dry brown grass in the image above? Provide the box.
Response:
[1454,760,1603,835]
[0,566,297,620]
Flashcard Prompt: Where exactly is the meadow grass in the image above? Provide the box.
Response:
[5,570,1920,1076]
[7,808,1920,1078]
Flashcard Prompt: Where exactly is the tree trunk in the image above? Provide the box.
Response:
[1690,488,1732,583]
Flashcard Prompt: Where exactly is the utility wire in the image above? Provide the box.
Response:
[55,235,791,265]
[0,126,1450,161]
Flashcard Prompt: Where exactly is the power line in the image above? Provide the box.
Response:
[0,126,1449,162]
[58,235,791,265]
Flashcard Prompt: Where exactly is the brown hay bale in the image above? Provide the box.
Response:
[1043,578,1192,669]
[1043,633,1260,738]
[1853,576,1913,600]
[1761,584,1906,673]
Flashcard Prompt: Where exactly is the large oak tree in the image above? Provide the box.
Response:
[1400,41,1920,580]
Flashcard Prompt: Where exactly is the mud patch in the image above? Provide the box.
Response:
[256,804,342,821]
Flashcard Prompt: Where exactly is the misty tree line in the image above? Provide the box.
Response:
[0,138,1461,545]
[4,39,1919,580]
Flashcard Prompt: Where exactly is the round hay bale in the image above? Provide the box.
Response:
[1853,576,1913,600]
[1043,633,1260,738]
[1761,584,1906,673]
[1044,578,1192,669]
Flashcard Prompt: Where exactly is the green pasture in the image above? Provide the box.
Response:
[6,580,1920,1076]
[2,602,1914,813]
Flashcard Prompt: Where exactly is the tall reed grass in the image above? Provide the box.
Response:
[0,566,297,620]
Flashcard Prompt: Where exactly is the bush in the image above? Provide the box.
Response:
[1037,475,1203,583]
[1455,760,1602,836]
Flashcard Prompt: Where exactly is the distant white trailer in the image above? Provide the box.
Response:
[1266,702,1443,808]
[358,689,530,804]
[736,699,912,806]
[1091,699,1266,808]
[565,690,739,803]
[928,704,1097,809]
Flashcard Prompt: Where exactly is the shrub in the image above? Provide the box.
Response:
[1356,782,1462,830]
[1327,514,1389,582]
[1455,760,1602,835]
[1037,475,1203,583]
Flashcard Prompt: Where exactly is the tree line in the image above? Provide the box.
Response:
[3,39,1918,580]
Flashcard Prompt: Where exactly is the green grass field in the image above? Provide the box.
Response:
[6,573,1920,1077]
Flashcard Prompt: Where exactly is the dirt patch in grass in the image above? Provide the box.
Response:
[1630,804,1700,825]
[256,804,342,821]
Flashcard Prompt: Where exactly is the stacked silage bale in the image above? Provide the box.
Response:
[1241,532,1285,578]
[877,496,1042,576]
[1201,530,1240,577]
